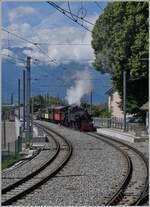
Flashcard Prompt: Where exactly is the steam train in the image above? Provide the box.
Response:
[37,105,94,131]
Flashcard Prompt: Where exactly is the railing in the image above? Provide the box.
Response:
[93,117,148,136]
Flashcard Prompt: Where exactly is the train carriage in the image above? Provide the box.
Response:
[53,106,68,123]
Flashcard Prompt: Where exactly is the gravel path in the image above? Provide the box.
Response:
[14,121,128,206]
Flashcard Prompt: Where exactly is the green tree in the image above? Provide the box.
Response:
[99,107,111,118]
[92,2,148,113]
[81,100,108,117]
[32,95,67,112]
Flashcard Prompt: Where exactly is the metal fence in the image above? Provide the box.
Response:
[93,117,148,136]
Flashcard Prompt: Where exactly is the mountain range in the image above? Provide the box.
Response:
[2,47,112,105]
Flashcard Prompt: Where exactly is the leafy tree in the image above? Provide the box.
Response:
[92,2,148,113]
[32,95,67,112]
[81,100,109,117]
[99,107,111,118]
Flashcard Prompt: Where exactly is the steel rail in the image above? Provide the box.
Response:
[2,149,41,176]
[2,123,72,205]
[88,132,148,206]
[87,132,133,205]
[2,128,60,195]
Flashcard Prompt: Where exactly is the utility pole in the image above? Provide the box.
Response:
[45,94,47,107]
[47,93,49,105]
[31,97,34,141]
[3,111,6,148]
[18,79,20,120]
[23,70,26,130]
[90,90,93,114]
[26,56,31,146]
[123,71,127,131]
[11,93,13,105]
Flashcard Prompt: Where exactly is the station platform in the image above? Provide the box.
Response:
[97,128,148,143]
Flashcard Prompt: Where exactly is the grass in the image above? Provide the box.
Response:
[2,154,23,170]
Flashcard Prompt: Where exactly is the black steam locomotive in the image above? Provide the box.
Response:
[37,104,94,131]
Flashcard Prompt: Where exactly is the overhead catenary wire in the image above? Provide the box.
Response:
[67,1,77,21]
[2,28,76,70]
[94,1,104,11]
[48,1,94,25]
[2,28,95,71]
[47,1,92,32]
[2,28,56,64]
[2,56,27,70]
[1,52,41,67]
[1,53,26,63]
[36,43,91,45]
[2,28,35,45]
[2,39,91,45]
[2,58,21,66]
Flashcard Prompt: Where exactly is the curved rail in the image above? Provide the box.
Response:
[88,132,148,206]
[2,123,72,205]
[2,128,59,195]
[2,149,41,176]
[87,132,133,205]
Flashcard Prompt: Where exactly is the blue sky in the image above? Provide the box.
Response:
[2,1,111,105]
[2,1,108,64]
[2,1,107,26]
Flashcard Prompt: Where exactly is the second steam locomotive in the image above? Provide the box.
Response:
[37,105,94,131]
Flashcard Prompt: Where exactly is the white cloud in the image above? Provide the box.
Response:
[1,48,14,58]
[1,48,25,67]
[3,5,98,67]
[8,23,32,36]
[8,6,37,23]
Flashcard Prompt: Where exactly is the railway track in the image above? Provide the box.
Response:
[88,132,148,206]
[2,149,41,176]
[2,123,72,206]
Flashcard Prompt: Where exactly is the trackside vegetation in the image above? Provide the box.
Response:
[92,2,148,114]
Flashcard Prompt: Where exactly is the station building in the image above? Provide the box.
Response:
[105,88,124,118]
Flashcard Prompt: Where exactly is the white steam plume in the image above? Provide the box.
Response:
[66,69,92,105]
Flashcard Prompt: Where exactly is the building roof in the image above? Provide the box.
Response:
[140,102,149,111]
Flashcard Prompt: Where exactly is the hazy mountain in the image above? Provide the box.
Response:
[2,48,112,105]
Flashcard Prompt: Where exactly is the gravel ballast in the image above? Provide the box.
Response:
[2,132,57,189]
[14,121,128,206]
